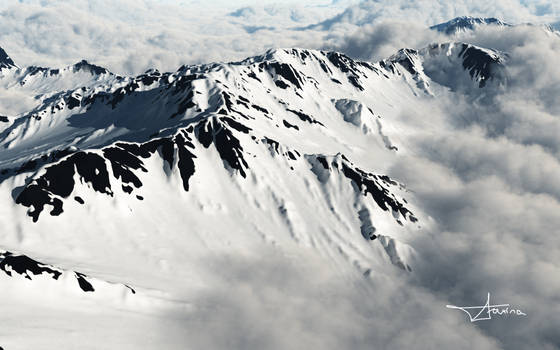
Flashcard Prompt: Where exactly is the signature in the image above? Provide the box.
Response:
[446,293,527,322]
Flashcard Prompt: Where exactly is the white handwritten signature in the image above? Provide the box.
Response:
[446,293,527,322]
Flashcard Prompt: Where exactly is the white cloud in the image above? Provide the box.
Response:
[379,24,560,349]
[160,249,503,350]
[0,0,558,75]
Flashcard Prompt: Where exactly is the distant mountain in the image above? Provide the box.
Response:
[431,16,511,35]
[0,58,115,94]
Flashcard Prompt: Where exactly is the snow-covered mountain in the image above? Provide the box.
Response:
[431,16,560,37]
[431,16,511,35]
[0,40,508,290]
[0,37,516,347]
[0,59,113,93]
[383,42,507,91]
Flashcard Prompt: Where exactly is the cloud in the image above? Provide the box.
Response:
[0,87,38,115]
[393,164,560,349]
[0,0,558,75]
[0,0,345,74]
[382,24,560,350]
[159,249,502,350]
[325,20,447,61]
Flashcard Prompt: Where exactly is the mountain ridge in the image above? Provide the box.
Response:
[0,38,507,295]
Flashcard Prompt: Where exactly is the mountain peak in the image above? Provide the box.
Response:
[237,48,319,65]
[431,16,510,35]
[72,59,110,75]
[0,46,17,70]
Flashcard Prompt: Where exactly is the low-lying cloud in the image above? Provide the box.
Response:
[383,24,560,350]
[159,250,503,350]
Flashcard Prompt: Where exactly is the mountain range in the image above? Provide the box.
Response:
[0,17,510,292]
[0,16,547,349]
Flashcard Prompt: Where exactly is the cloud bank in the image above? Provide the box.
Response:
[159,250,503,350]
[0,0,558,74]
[383,24,560,350]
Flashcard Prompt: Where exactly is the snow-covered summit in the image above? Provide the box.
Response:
[380,42,507,94]
[431,16,511,35]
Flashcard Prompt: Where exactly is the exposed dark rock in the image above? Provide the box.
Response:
[392,49,419,75]
[247,71,262,82]
[341,162,416,223]
[175,132,196,191]
[0,251,135,294]
[196,117,249,178]
[73,60,109,75]
[286,108,324,126]
[282,120,299,130]
[16,152,112,222]
[66,94,82,109]
[0,46,16,69]
[260,62,304,90]
[0,252,61,280]
[274,80,290,89]
[458,44,504,87]
[251,104,269,114]
[75,272,95,292]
